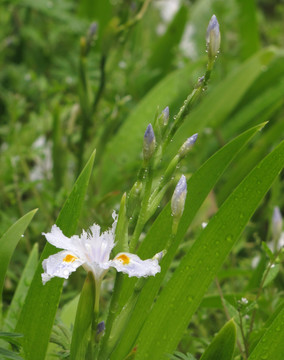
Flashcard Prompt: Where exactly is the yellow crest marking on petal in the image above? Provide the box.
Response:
[116,254,130,265]
[63,254,78,263]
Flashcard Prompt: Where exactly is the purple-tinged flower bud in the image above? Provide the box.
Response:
[171,175,187,220]
[161,106,169,126]
[272,206,283,239]
[97,321,105,335]
[96,321,105,342]
[153,250,167,262]
[178,133,198,158]
[143,124,156,161]
[88,22,98,39]
[206,15,221,59]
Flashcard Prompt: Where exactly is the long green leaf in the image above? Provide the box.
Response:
[219,117,284,204]
[109,124,265,359]
[3,244,38,332]
[135,140,284,359]
[200,319,236,360]
[148,5,188,77]
[248,305,284,360]
[237,0,260,60]
[16,150,96,360]
[70,272,95,360]
[0,209,38,309]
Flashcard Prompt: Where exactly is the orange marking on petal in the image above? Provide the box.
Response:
[63,254,78,263]
[116,254,130,265]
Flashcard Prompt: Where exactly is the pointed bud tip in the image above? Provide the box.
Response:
[171,175,187,219]
[89,22,98,37]
[206,14,221,59]
[176,174,187,193]
[162,106,169,118]
[144,123,155,142]
[272,206,283,239]
[159,106,169,127]
[178,134,198,158]
[143,124,156,161]
[97,321,105,334]
[206,15,219,39]
[153,250,167,262]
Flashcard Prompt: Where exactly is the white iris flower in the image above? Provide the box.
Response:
[41,212,160,285]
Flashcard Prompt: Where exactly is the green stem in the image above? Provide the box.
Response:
[238,308,249,358]
[92,55,106,116]
[77,55,91,175]
[94,279,101,330]
[129,166,153,252]
[98,273,124,357]
[162,61,213,154]
[116,0,152,33]
[163,86,202,153]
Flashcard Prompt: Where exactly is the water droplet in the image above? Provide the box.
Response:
[226,235,233,243]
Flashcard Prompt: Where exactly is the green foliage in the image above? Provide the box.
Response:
[247,305,284,360]
[134,140,284,359]
[15,151,95,360]
[70,272,96,360]
[0,210,37,308]
[1,1,284,360]
[200,319,236,360]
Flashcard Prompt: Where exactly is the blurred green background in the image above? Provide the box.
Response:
[1,2,284,356]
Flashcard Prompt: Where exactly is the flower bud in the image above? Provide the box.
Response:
[95,321,105,342]
[143,124,156,161]
[272,206,283,240]
[206,14,221,59]
[153,250,167,262]
[88,22,98,39]
[171,175,187,220]
[160,106,169,126]
[178,133,198,159]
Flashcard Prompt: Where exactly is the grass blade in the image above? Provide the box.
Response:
[135,139,284,359]
[0,209,38,314]
[109,124,265,359]
[16,150,96,360]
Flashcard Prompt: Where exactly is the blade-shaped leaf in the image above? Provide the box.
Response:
[148,5,188,77]
[108,124,265,359]
[200,319,236,360]
[70,272,95,360]
[135,140,284,359]
[237,0,260,60]
[16,150,96,360]
[3,244,38,332]
[248,305,284,360]
[0,209,38,307]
